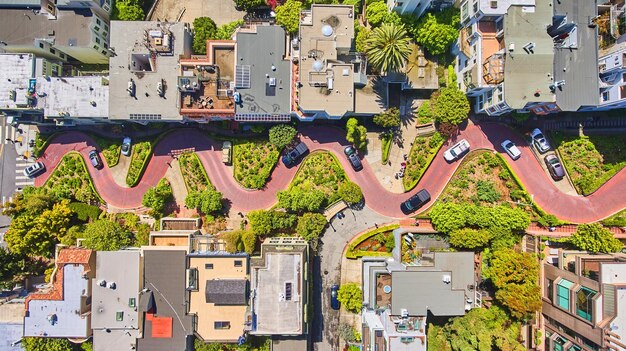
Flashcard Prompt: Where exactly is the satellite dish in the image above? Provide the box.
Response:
[321,25,333,37]
[312,60,324,72]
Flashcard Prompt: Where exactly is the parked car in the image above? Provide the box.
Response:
[89,150,102,168]
[544,154,565,180]
[330,284,340,310]
[344,146,363,171]
[23,162,45,178]
[401,189,431,214]
[121,137,132,157]
[282,142,309,167]
[530,128,551,153]
[222,141,232,164]
[443,139,470,162]
[501,140,521,160]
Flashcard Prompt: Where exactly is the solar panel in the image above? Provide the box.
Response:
[235,65,251,89]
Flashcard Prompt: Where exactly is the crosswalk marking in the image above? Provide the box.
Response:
[16,180,34,186]
[0,125,17,144]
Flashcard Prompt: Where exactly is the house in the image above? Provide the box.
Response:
[249,237,309,336]
[91,250,142,351]
[542,250,626,351]
[23,248,95,340]
[387,0,453,18]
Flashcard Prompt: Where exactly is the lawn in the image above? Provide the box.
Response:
[437,151,536,216]
[44,152,102,204]
[179,152,213,193]
[126,141,152,187]
[403,132,445,190]
[553,133,626,195]
[89,134,121,168]
[233,139,279,189]
[289,152,348,205]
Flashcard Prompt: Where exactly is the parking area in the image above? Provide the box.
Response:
[526,130,578,196]
[149,0,244,27]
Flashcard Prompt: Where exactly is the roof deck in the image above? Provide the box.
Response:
[35,76,109,118]
[0,54,35,110]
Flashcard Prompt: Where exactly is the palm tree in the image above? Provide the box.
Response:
[365,23,412,73]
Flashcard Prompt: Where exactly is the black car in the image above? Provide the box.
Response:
[401,189,431,214]
[544,154,565,180]
[330,284,340,310]
[282,142,309,168]
[344,146,363,171]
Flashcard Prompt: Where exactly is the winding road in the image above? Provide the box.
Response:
[34,121,626,223]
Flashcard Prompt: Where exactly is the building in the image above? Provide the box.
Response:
[91,250,143,351]
[137,249,193,351]
[23,248,95,340]
[249,237,309,336]
[361,240,480,351]
[187,236,249,343]
[296,4,383,120]
[108,21,193,122]
[387,0,453,18]
[456,0,599,116]
[0,0,112,64]
[542,250,626,351]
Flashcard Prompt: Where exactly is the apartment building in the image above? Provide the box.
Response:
[386,0,454,17]
[0,0,112,64]
[543,250,626,351]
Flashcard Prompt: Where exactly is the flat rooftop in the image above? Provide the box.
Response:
[0,9,92,47]
[235,25,291,117]
[298,5,356,117]
[92,251,141,351]
[0,54,34,109]
[36,76,109,118]
[503,0,555,109]
[109,21,192,121]
[251,250,304,335]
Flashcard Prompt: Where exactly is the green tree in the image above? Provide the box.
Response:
[248,210,297,236]
[365,23,411,73]
[495,282,542,320]
[537,214,562,228]
[0,247,23,289]
[142,179,172,217]
[449,228,491,250]
[268,124,297,149]
[485,249,538,288]
[343,0,362,13]
[338,181,363,204]
[222,230,243,253]
[234,0,265,11]
[185,189,223,214]
[296,213,327,240]
[215,20,245,40]
[277,188,326,212]
[433,86,470,126]
[22,337,76,351]
[411,9,459,55]
[355,26,371,53]
[82,219,132,251]
[365,1,388,27]
[569,223,623,253]
[275,0,302,34]
[193,17,218,54]
[373,108,401,128]
[345,118,367,150]
[241,230,257,254]
[337,283,362,313]
[194,339,226,351]
[115,1,144,21]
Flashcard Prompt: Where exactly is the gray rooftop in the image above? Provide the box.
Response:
[108,21,192,121]
[0,9,92,47]
[137,250,193,351]
[24,265,90,338]
[503,0,555,109]
[391,252,475,317]
[552,0,599,111]
[36,76,109,118]
[0,0,40,7]
[0,54,34,109]
[0,323,23,351]
[92,251,141,351]
[205,279,247,305]
[235,25,291,117]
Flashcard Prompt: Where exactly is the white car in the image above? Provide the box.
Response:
[443,139,470,162]
[23,162,45,178]
[501,140,521,160]
[530,128,551,153]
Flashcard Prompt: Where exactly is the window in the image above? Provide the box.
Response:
[116,311,124,321]
[556,279,573,310]
[39,42,44,49]
[205,263,214,269]
[104,24,109,32]
[214,321,230,329]
[93,45,99,50]
[553,336,565,351]
[128,298,136,308]
[49,48,56,54]
[547,279,554,302]
[101,50,107,55]
[60,53,65,59]
[94,26,100,32]
[568,345,582,351]
[234,260,242,267]
[602,91,610,102]
[95,38,101,44]
[104,42,108,49]
[96,18,101,25]
[575,287,596,322]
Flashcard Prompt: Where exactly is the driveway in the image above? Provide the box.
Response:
[312,206,391,351]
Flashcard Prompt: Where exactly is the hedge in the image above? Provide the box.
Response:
[69,202,102,222]
[403,134,446,191]
[346,224,399,259]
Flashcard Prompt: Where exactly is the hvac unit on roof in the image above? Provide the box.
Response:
[269,77,277,87]
[108,281,116,290]
[523,42,535,53]
[97,279,107,287]
[442,275,451,284]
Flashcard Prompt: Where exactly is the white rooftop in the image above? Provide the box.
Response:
[0,54,34,109]
[35,76,109,118]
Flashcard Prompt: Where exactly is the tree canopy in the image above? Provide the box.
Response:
[192,17,218,54]
[338,181,363,205]
[185,189,223,215]
[569,223,623,253]
[22,337,78,351]
[373,108,401,128]
[355,26,371,53]
[277,188,326,212]
[268,124,297,150]
[275,0,302,34]
[429,203,531,234]
[449,228,491,250]
[234,0,265,11]
[247,210,297,236]
[365,1,388,27]
[82,219,132,251]
[433,86,470,126]
[142,179,172,217]
[345,118,368,150]
[406,8,460,55]
[115,1,144,21]
[296,212,327,240]
[365,23,411,73]
[337,283,362,313]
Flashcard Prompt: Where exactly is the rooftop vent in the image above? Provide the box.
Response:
[523,42,535,53]
[98,279,107,287]
[108,282,116,290]
[442,275,451,284]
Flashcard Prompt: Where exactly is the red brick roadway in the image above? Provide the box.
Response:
[34,120,626,223]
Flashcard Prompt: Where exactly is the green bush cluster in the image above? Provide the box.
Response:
[248,210,297,236]
[337,283,363,313]
[126,141,151,187]
[430,203,530,234]
[44,153,101,204]
[68,202,102,222]
[346,224,399,259]
[403,132,445,191]
[296,212,327,240]
[346,118,367,150]
[185,189,223,215]
[569,223,623,253]
[179,153,212,193]
[114,0,144,21]
[233,140,279,189]
[89,134,121,168]
[381,132,393,164]
[268,124,297,150]
[142,179,172,217]
[416,101,434,125]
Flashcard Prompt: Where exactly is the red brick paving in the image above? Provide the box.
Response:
[35,121,626,222]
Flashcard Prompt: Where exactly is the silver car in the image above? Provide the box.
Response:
[501,140,521,160]
[530,128,551,153]
[443,139,470,162]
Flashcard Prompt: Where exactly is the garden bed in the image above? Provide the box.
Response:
[44,152,103,204]
[126,141,152,187]
[552,133,626,195]
[179,152,213,193]
[233,139,279,189]
[602,208,626,227]
[403,132,445,191]
[401,234,449,265]
[346,224,399,259]
[289,152,348,206]
[381,133,392,164]
[88,134,121,168]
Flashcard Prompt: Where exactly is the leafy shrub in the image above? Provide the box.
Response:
[475,180,501,203]
[142,179,172,217]
[278,188,325,212]
[248,210,296,236]
[296,213,327,240]
[569,223,623,253]
[449,228,491,250]
[185,189,223,215]
[68,202,102,222]
[268,124,297,150]
[537,214,562,228]
[338,181,363,205]
[346,118,367,150]
[337,283,362,313]
[126,141,152,187]
[233,140,279,189]
[430,203,530,234]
